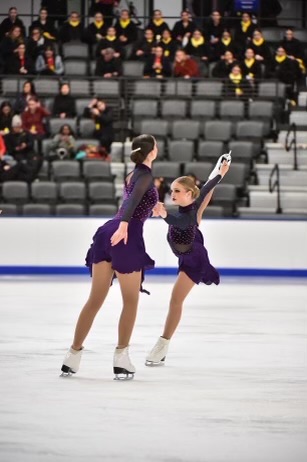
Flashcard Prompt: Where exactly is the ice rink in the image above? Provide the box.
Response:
[0,275,306,462]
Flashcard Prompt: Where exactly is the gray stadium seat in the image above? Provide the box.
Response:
[83,161,113,182]
[258,81,286,100]
[22,203,52,216]
[219,100,245,121]
[168,140,195,162]
[228,141,255,165]
[140,119,168,139]
[204,206,224,217]
[171,120,200,140]
[289,111,307,127]
[131,99,159,134]
[248,101,274,135]
[110,142,123,162]
[204,120,232,141]
[236,121,264,140]
[62,42,89,59]
[70,80,91,96]
[89,204,118,216]
[37,160,50,180]
[2,182,29,204]
[211,184,237,215]
[195,80,223,99]
[88,182,116,203]
[156,139,166,160]
[0,203,18,215]
[190,100,216,121]
[75,98,93,117]
[49,118,77,136]
[31,181,57,203]
[122,61,144,76]
[164,80,193,98]
[59,182,86,202]
[198,141,224,162]
[55,204,86,216]
[52,161,81,182]
[152,162,181,180]
[161,99,188,119]
[64,60,88,76]
[79,118,96,137]
[1,78,27,95]
[183,162,213,181]
[133,80,162,98]
[261,28,281,42]
[92,80,120,97]
[221,163,246,189]
[34,78,59,96]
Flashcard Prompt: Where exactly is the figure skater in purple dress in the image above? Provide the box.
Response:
[145,154,231,366]
[61,134,159,380]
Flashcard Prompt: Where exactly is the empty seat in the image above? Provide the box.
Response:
[131,99,159,134]
[92,80,120,97]
[22,203,52,216]
[122,61,144,76]
[55,204,86,216]
[164,80,193,98]
[70,80,91,96]
[171,120,200,140]
[133,80,161,98]
[64,60,88,76]
[2,182,29,204]
[236,121,264,141]
[75,98,93,117]
[211,184,237,215]
[168,140,195,162]
[52,161,81,181]
[89,204,118,216]
[248,101,274,135]
[49,118,77,136]
[204,205,224,217]
[258,81,286,100]
[156,139,166,160]
[140,119,168,139]
[62,42,89,59]
[88,182,116,203]
[261,28,281,42]
[198,141,224,162]
[204,120,232,141]
[195,80,223,99]
[83,161,113,182]
[190,100,216,120]
[183,162,213,181]
[219,100,245,120]
[110,142,123,162]
[222,163,246,189]
[1,78,27,95]
[59,182,86,202]
[34,78,60,96]
[161,100,187,119]
[37,160,50,180]
[0,203,18,215]
[152,162,181,180]
[79,118,96,137]
[31,181,57,203]
[228,141,254,165]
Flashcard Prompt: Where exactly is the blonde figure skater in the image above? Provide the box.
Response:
[146,154,231,366]
[61,135,158,380]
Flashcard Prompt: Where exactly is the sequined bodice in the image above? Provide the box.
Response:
[167,204,197,255]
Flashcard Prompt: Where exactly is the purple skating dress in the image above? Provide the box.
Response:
[85,163,158,292]
[165,175,222,285]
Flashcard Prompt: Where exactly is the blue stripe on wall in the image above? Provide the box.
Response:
[0,266,307,277]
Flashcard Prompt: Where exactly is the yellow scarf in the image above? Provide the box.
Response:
[222,37,231,46]
[191,36,205,47]
[153,18,164,27]
[120,19,131,28]
[253,37,264,46]
[43,31,56,40]
[146,38,153,43]
[69,20,80,27]
[106,35,116,41]
[164,50,170,57]
[229,72,242,84]
[296,58,306,73]
[275,55,286,63]
[244,58,255,68]
[241,20,251,33]
[162,37,171,44]
[94,20,104,29]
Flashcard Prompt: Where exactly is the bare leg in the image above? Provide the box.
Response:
[115,271,142,348]
[72,261,114,350]
[162,271,195,340]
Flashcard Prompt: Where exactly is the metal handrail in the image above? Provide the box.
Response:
[269,163,282,214]
[285,122,298,171]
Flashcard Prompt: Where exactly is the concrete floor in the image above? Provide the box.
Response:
[0,276,306,462]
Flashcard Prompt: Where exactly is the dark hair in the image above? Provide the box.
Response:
[0,100,13,111]
[23,80,36,95]
[130,134,155,164]
[59,124,74,135]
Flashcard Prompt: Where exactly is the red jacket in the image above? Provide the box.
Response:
[21,106,50,136]
[174,57,200,78]
[0,134,6,157]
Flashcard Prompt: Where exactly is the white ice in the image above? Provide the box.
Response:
[0,276,306,462]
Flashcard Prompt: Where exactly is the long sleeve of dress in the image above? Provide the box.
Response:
[121,171,153,223]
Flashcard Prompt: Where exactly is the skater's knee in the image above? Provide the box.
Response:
[169,297,183,311]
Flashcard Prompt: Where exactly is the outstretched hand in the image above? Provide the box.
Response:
[110,222,128,246]
[220,160,230,178]
[152,202,167,218]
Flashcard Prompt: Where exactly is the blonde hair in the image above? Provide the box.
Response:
[175,176,200,200]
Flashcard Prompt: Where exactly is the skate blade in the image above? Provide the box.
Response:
[145,358,166,367]
[113,367,135,381]
[59,371,74,377]
[113,373,134,381]
[60,365,76,377]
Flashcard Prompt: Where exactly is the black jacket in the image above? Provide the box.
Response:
[52,94,76,118]
[95,56,122,76]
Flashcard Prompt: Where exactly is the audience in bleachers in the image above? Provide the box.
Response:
[35,45,64,75]
[48,124,76,160]
[158,29,178,60]
[224,64,252,98]
[173,49,200,78]
[240,48,263,81]
[172,10,196,45]
[249,29,272,66]
[134,28,155,61]
[114,9,138,46]
[26,27,52,63]
[184,29,210,74]
[21,98,50,139]
[234,12,257,52]
[212,29,239,61]
[0,25,25,62]
[212,50,238,78]
[89,0,121,27]
[83,99,114,152]
[52,83,76,118]
[0,101,14,135]
[206,10,226,48]
[146,9,170,41]
[95,47,122,77]
[59,11,85,43]
[96,26,124,59]
[0,7,25,41]
[143,45,172,78]
[85,12,108,45]
[6,42,35,75]
[14,81,37,114]
[29,7,58,41]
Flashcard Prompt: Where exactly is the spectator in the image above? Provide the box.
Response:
[85,12,108,45]
[249,29,272,67]
[0,157,39,183]
[240,48,262,81]
[41,0,68,27]
[36,45,64,75]
[0,134,6,157]
[0,7,25,41]
[172,10,196,46]
[224,64,252,98]
[154,177,169,202]
[59,11,85,43]
[4,114,42,181]
[114,9,138,46]
[235,12,256,51]
[83,98,114,152]
[89,0,121,27]
[206,11,226,48]
[173,49,200,78]
[26,27,52,62]
[212,50,239,78]
[158,29,178,60]
[21,98,50,139]
[14,81,37,114]
[52,82,76,118]
[96,26,124,59]
[48,124,76,160]
[280,29,305,63]
[0,101,14,136]
[184,29,210,63]
[0,25,25,61]
[30,8,58,41]
[134,28,156,61]
[95,47,122,78]
[5,42,35,75]
[270,46,302,99]
[213,29,239,61]
[146,9,170,42]
[143,45,172,78]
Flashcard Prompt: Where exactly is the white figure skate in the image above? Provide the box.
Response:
[113,347,136,380]
[60,347,83,377]
[208,151,232,180]
[145,337,170,366]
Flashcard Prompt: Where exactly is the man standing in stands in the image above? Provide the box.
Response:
[41,0,68,27]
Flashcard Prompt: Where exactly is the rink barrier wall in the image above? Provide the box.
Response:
[0,218,307,277]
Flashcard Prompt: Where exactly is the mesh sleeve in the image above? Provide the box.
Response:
[194,175,222,210]
[164,210,196,229]
[121,170,153,222]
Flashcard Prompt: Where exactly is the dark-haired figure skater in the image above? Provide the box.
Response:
[61,134,158,380]
[146,154,231,366]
